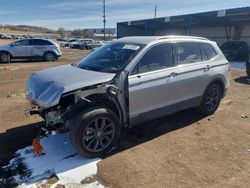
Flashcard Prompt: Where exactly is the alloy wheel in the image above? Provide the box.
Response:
[82,117,115,153]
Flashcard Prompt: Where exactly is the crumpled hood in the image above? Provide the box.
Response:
[26,64,116,108]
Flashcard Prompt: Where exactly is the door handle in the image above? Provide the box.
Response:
[204,65,210,71]
[169,72,177,78]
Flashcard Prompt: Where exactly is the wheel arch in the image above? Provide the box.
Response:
[85,94,123,124]
[43,50,57,58]
[0,50,13,58]
[207,77,225,95]
[63,93,124,126]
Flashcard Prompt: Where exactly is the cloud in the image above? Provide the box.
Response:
[0,10,19,16]
[45,0,100,11]
[5,15,102,29]
[1,0,250,29]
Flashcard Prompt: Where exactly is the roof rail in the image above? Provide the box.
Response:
[158,35,209,41]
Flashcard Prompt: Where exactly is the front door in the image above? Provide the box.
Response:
[128,43,179,122]
[11,39,32,57]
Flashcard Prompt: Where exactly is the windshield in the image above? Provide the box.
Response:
[77,42,144,73]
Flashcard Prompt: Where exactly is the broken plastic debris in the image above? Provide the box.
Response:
[241,115,248,118]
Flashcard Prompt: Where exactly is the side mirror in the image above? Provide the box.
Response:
[10,44,15,47]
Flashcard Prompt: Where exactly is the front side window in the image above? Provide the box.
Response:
[135,43,174,74]
[77,42,144,73]
[13,40,30,46]
[177,42,202,64]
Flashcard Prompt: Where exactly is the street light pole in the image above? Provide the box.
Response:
[103,0,106,40]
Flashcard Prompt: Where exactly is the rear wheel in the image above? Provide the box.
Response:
[70,107,121,158]
[44,52,56,62]
[198,83,222,115]
[0,52,11,63]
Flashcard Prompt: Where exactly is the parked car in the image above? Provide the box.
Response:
[60,38,77,47]
[0,34,12,39]
[220,41,249,62]
[91,41,104,48]
[57,37,67,41]
[0,38,62,63]
[78,39,95,49]
[69,39,94,49]
[26,36,230,158]
[246,61,250,77]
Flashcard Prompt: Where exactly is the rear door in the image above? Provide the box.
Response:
[173,42,213,108]
[11,39,32,57]
[31,39,52,56]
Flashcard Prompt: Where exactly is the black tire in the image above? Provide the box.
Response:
[80,46,86,50]
[246,63,250,77]
[198,83,222,115]
[69,107,121,158]
[0,52,11,63]
[44,52,56,62]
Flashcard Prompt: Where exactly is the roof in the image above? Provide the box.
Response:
[117,6,250,29]
[116,35,210,44]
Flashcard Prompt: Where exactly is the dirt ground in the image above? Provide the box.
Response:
[0,39,250,187]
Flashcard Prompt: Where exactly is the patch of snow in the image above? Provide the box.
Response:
[7,133,102,187]
[82,181,104,188]
[230,61,246,70]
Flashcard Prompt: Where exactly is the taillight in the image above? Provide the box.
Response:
[228,63,232,72]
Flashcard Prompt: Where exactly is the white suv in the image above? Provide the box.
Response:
[26,36,230,158]
[0,38,61,63]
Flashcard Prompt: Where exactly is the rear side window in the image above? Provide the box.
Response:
[203,43,217,59]
[200,44,208,61]
[137,43,174,74]
[32,39,53,45]
[176,43,202,64]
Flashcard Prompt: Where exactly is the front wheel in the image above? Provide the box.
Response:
[198,83,222,115]
[70,107,121,158]
[0,52,11,63]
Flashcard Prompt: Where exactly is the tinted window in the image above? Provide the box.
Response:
[14,40,30,46]
[130,63,139,75]
[203,43,217,59]
[200,44,208,61]
[32,39,53,45]
[138,44,174,74]
[177,43,202,64]
[221,42,235,51]
[78,42,144,73]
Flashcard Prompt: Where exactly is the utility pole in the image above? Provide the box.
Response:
[103,0,106,40]
[154,5,157,19]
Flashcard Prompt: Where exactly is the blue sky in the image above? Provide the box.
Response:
[0,0,250,30]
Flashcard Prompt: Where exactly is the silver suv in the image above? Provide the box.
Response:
[26,36,230,158]
[0,38,62,63]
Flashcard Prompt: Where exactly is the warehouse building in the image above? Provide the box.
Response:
[117,6,250,46]
[84,28,116,39]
